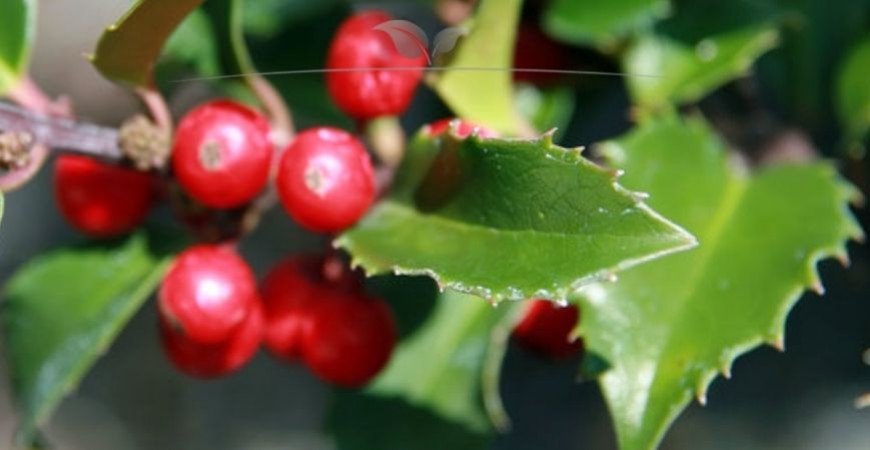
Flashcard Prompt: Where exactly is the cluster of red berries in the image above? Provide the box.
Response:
[157,246,395,385]
[50,10,574,382]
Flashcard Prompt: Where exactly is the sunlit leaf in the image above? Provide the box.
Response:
[578,117,863,450]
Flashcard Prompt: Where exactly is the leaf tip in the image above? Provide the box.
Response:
[769,335,785,352]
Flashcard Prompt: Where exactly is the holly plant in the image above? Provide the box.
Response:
[0,1,867,450]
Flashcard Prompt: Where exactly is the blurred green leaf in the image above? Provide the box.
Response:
[337,131,696,302]
[328,391,490,450]
[91,0,204,87]
[836,36,870,145]
[161,8,220,77]
[0,0,36,94]
[515,83,576,137]
[2,231,180,446]
[242,0,344,38]
[367,291,509,432]
[581,118,863,450]
[543,0,669,48]
[624,25,778,112]
[757,0,870,134]
[432,0,525,134]
[327,291,516,450]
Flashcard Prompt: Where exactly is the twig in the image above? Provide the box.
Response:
[0,101,122,161]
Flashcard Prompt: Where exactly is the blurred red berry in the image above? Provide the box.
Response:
[326,11,427,120]
[160,301,263,379]
[513,23,568,85]
[513,299,583,359]
[172,100,273,209]
[276,127,375,233]
[158,245,259,344]
[54,155,154,238]
[302,292,396,387]
[426,118,500,139]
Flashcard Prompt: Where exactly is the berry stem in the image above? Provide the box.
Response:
[135,87,173,133]
[6,75,73,118]
[247,74,295,148]
[364,116,405,168]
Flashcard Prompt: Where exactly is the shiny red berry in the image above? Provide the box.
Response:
[262,254,364,362]
[171,100,273,209]
[513,300,583,359]
[158,245,259,344]
[54,155,153,237]
[426,118,500,139]
[326,11,427,120]
[160,301,263,379]
[276,127,375,233]
[302,292,396,387]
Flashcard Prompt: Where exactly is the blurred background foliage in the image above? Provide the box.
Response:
[1,0,868,449]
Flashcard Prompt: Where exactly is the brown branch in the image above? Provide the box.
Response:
[0,101,122,162]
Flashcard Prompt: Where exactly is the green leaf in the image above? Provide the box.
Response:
[328,291,503,450]
[836,36,870,144]
[368,291,510,432]
[431,0,525,134]
[327,391,490,450]
[91,0,205,87]
[624,26,779,112]
[2,231,180,446]
[515,83,576,137]
[160,8,221,78]
[579,118,863,450]
[542,0,670,48]
[337,131,696,302]
[0,0,36,94]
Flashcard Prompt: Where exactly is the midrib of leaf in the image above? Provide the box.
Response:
[661,174,748,347]
[387,200,678,240]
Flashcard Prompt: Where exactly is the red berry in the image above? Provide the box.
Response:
[262,256,318,361]
[302,292,396,387]
[513,23,568,85]
[158,245,259,344]
[276,127,375,233]
[513,300,583,359]
[426,118,500,139]
[54,155,153,237]
[172,100,273,209]
[262,254,364,362]
[326,11,427,120]
[160,300,263,379]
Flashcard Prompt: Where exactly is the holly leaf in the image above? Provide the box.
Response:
[0,0,36,94]
[624,26,779,112]
[431,0,526,134]
[337,130,696,302]
[542,0,669,48]
[2,231,181,447]
[577,118,863,450]
[836,36,870,147]
[91,0,205,87]
[327,291,504,450]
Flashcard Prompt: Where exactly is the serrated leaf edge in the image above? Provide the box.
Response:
[335,133,698,303]
[591,163,863,450]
